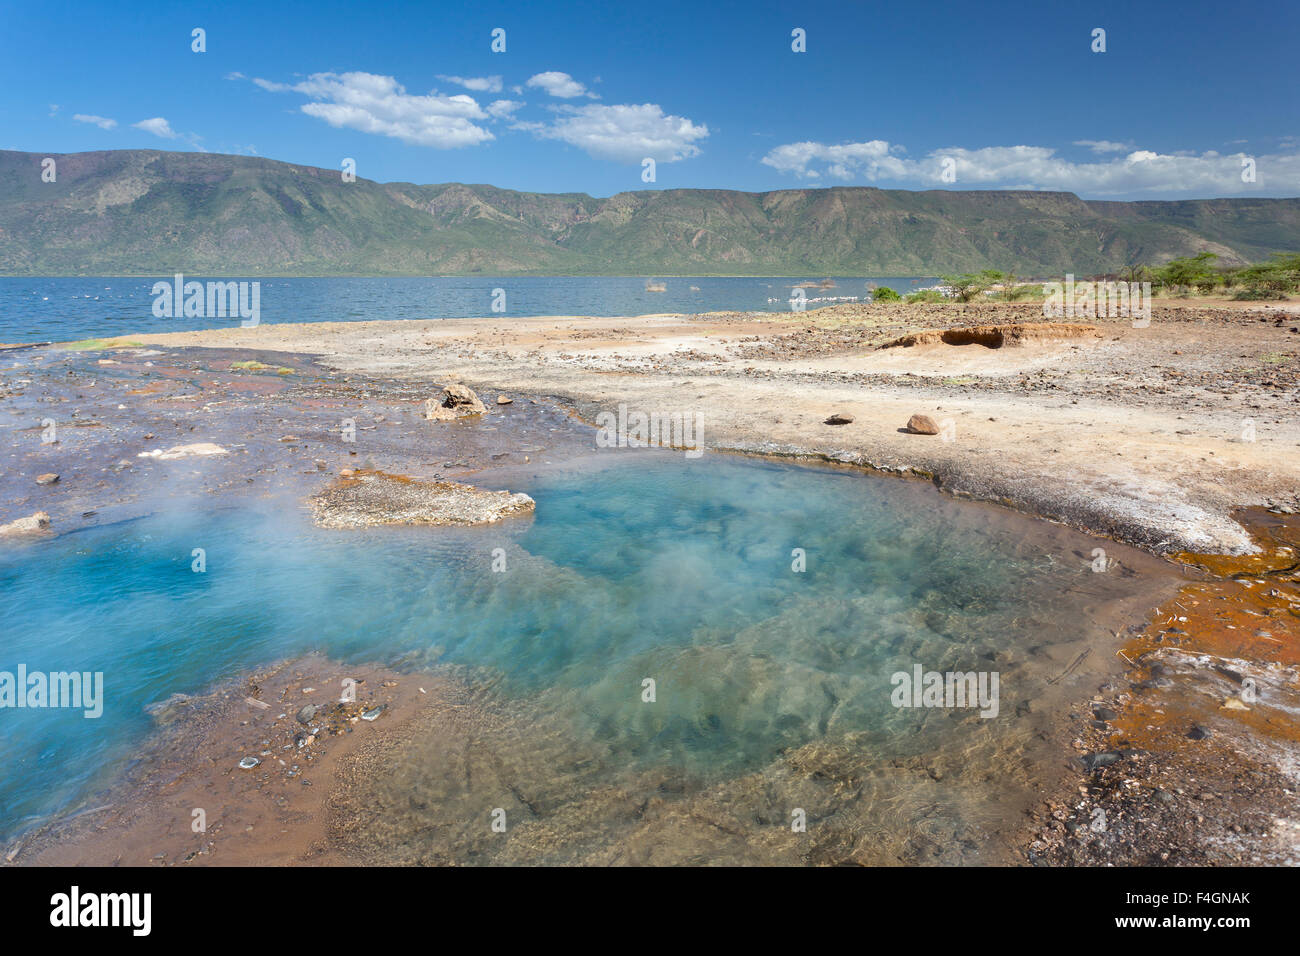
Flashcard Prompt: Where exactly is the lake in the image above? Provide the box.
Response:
[0,275,936,343]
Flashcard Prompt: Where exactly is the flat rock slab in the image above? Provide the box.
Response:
[309,472,534,529]
[137,442,228,460]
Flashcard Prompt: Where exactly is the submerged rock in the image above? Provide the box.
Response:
[144,692,195,725]
[309,471,535,529]
[35,473,59,485]
[1081,750,1124,771]
[906,414,940,435]
[426,383,486,421]
[0,511,52,536]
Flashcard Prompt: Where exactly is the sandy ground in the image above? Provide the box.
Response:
[124,300,1300,556]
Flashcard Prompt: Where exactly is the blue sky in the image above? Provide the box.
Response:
[2,0,1297,199]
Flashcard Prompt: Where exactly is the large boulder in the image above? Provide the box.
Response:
[906,414,940,435]
[425,383,486,421]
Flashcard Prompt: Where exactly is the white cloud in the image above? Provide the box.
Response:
[73,114,118,130]
[438,74,503,94]
[253,71,493,148]
[133,117,179,139]
[762,140,905,179]
[761,139,1300,195]
[486,99,525,120]
[538,103,708,163]
[224,71,246,81]
[526,71,595,99]
[1074,139,1131,154]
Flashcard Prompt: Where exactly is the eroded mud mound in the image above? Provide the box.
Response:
[880,323,1101,350]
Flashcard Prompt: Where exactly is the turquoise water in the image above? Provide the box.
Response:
[0,275,936,343]
[0,455,1153,843]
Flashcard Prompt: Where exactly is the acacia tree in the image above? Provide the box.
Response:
[1120,263,1150,286]
[1154,252,1218,295]
[941,269,1005,302]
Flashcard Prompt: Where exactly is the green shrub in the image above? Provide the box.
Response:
[872,286,902,302]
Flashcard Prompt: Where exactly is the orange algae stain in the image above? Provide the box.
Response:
[1113,509,1300,752]
[124,381,175,397]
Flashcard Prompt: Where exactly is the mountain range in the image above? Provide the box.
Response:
[3,149,1298,276]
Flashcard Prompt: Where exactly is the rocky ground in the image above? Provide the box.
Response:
[2,299,1298,866]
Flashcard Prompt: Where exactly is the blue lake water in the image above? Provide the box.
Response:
[0,454,1164,845]
[0,275,936,344]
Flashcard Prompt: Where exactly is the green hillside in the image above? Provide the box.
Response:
[3,149,1297,276]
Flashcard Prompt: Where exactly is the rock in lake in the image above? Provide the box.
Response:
[35,473,59,485]
[0,511,52,536]
[906,414,940,435]
[425,383,486,421]
[496,394,513,405]
[309,471,535,529]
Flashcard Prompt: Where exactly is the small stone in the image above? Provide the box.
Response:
[296,704,318,724]
[361,705,385,721]
[906,414,940,435]
[824,412,854,425]
[1186,725,1212,740]
[238,756,260,770]
[35,473,59,485]
[496,395,513,405]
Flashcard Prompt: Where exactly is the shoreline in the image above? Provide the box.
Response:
[110,300,1300,556]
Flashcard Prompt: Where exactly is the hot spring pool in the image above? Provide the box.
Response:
[0,454,1174,861]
